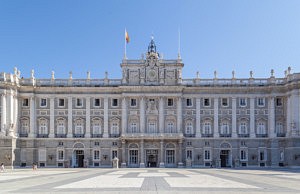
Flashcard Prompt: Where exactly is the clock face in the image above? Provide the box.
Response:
[148,69,157,81]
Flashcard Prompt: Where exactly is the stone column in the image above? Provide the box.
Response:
[232,97,237,138]
[159,140,165,167]
[213,98,219,138]
[178,139,183,167]
[286,95,291,136]
[67,96,73,138]
[140,97,145,133]
[49,97,55,138]
[121,97,127,135]
[250,97,255,138]
[13,94,18,137]
[159,97,164,133]
[103,97,109,138]
[29,95,36,138]
[268,97,276,138]
[121,139,126,167]
[8,91,15,137]
[196,98,201,137]
[177,97,182,133]
[85,97,91,138]
[140,139,145,167]
[1,92,6,136]
[290,90,300,137]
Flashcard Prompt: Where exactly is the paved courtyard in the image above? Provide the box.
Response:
[0,168,300,193]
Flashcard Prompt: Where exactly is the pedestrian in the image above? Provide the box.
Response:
[0,163,5,172]
[32,163,37,170]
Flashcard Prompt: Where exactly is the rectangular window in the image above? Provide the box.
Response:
[58,141,64,146]
[257,98,265,107]
[94,150,100,160]
[167,98,174,107]
[94,142,100,146]
[276,98,282,106]
[58,150,64,160]
[130,98,137,107]
[259,151,265,161]
[186,141,192,146]
[204,150,211,160]
[112,150,118,159]
[112,99,118,107]
[186,150,193,160]
[240,98,246,107]
[76,98,83,107]
[22,98,29,107]
[94,98,100,107]
[204,98,210,107]
[112,141,118,146]
[240,150,247,160]
[186,98,192,107]
[166,150,175,164]
[129,150,138,164]
[222,98,228,107]
[205,141,210,146]
[58,98,65,107]
[40,98,47,107]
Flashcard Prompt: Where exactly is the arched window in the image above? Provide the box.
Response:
[39,119,48,135]
[185,122,193,134]
[20,119,29,135]
[166,122,174,133]
[92,120,101,135]
[257,122,266,134]
[148,121,157,133]
[75,119,84,134]
[220,122,230,134]
[130,122,137,133]
[111,122,119,135]
[276,122,283,134]
[239,122,248,134]
[203,122,211,134]
[57,119,66,134]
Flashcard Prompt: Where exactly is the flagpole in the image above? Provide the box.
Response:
[178,27,181,59]
[124,28,127,59]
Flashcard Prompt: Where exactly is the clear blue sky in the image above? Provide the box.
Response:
[0,0,300,79]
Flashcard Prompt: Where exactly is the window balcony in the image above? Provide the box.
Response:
[276,133,286,137]
[55,134,67,138]
[201,134,213,138]
[110,134,120,138]
[37,134,49,138]
[92,134,103,138]
[19,133,28,137]
[184,134,196,137]
[219,134,232,138]
[238,134,250,138]
[73,134,85,138]
[256,134,268,138]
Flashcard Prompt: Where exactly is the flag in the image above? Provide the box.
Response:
[125,30,130,43]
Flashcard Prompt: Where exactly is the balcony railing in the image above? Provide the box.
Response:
[256,134,268,138]
[238,134,250,138]
[122,132,182,139]
[201,134,213,138]
[276,133,286,137]
[184,134,196,137]
[219,134,232,138]
[109,134,120,138]
[55,134,67,138]
[37,134,49,138]
[19,133,28,137]
[92,134,103,138]
[73,134,85,138]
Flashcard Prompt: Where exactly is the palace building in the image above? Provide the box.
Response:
[0,39,300,168]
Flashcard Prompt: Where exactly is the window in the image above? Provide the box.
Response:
[186,150,193,160]
[40,98,47,107]
[39,120,47,134]
[130,99,137,107]
[112,141,118,146]
[186,141,192,146]
[276,98,282,106]
[239,122,247,134]
[93,122,101,135]
[240,150,247,160]
[185,122,193,134]
[167,98,174,106]
[129,150,138,164]
[58,98,65,107]
[276,122,283,134]
[148,122,156,133]
[186,98,192,107]
[22,98,29,107]
[220,122,230,134]
[204,150,211,160]
[257,122,266,134]
[20,120,29,134]
[58,142,64,146]
[94,142,100,146]
[75,120,84,134]
[130,123,138,133]
[166,150,175,164]
[205,141,210,146]
[111,123,119,134]
[76,98,83,107]
[94,98,100,107]
[241,141,246,146]
[257,98,265,107]
[57,119,65,134]
[222,98,228,107]
[112,99,118,107]
[240,98,246,107]
[94,150,100,160]
[58,150,64,160]
[204,122,211,134]
[259,150,266,161]
[112,150,118,159]
[166,122,174,133]
[204,98,210,107]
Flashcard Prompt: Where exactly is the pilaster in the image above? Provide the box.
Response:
[177,97,182,133]
[121,97,127,135]
[139,139,145,167]
[103,97,109,138]
[196,98,201,137]
[1,92,6,136]
[159,140,165,167]
[232,97,237,138]
[268,97,276,138]
[67,96,73,138]
[49,97,55,138]
[140,97,145,133]
[213,98,219,138]
[85,97,91,138]
[121,139,126,167]
[29,95,36,138]
[250,97,255,138]
[159,97,164,133]
[178,139,183,167]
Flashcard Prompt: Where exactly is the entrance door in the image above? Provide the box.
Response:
[146,150,158,167]
[220,150,229,167]
[74,150,84,168]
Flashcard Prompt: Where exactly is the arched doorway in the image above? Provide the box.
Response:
[72,142,85,168]
[220,142,232,168]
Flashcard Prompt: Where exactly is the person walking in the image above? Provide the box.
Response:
[0,163,5,172]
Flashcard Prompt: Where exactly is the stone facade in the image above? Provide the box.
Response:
[0,39,300,168]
